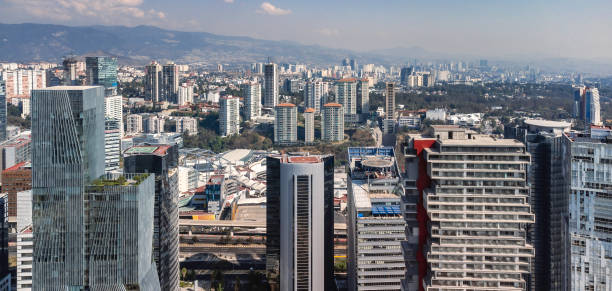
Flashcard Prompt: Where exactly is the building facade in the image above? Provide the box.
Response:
[145,62,162,103]
[347,147,406,291]
[220,96,240,137]
[357,78,369,119]
[304,80,324,114]
[244,83,261,121]
[264,63,279,108]
[336,78,358,123]
[384,82,396,134]
[266,154,335,291]
[304,108,315,144]
[322,103,344,142]
[85,56,118,96]
[274,103,297,145]
[162,63,179,104]
[124,145,180,291]
[127,114,144,134]
[175,117,198,136]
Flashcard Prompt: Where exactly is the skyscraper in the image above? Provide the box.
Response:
[104,118,121,172]
[145,62,162,103]
[585,87,601,126]
[220,96,240,137]
[0,81,5,142]
[505,119,572,291]
[304,108,315,144]
[346,147,406,291]
[124,145,180,291]
[266,154,335,291]
[162,63,179,104]
[244,83,262,121]
[322,103,344,142]
[335,78,358,122]
[62,57,79,85]
[31,86,105,288]
[383,82,396,134]
[304,80,323,114]
[264,63,279,108]
[400,67,414,86]
[406,126,534,290]
[85,56,118,96]
[105,94,123,137]
[357,78,369,119]
[177,83,194,106]
[274,103,297,145]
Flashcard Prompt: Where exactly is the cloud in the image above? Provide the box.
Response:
[5,0,166,23]
[316,28,340,37]
[257,2,291,16]
[223,0,235,3]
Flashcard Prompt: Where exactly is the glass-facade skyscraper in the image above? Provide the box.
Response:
[86,56,118,96]
[31,86,105,289]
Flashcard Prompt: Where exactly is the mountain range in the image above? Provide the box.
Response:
[0,23,611,75]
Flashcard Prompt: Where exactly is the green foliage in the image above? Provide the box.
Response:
[334,260,347,272]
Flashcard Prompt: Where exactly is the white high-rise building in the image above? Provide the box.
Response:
[335,78,358,122]
[304,80,323,114]
[245,83,262,121]
[383,82,396,134]
[126,114,143,134]
[274,103,297,145]
[264,63,279,108]
[17,225,33,291]
[105,95,123,136]
[322,103,344,142]
[357,78,369,118]
[585,87,601,125]
[175,117,198,136]
[145,115,165,134]
[1,69,46,98]
[177,83,194,106]
[220,96,240,137]
[304,108,315,143]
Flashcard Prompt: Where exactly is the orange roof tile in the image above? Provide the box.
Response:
[337,78,357,83]
[324,103,342,108]
[276,103,296,107]
[304,108,316,113]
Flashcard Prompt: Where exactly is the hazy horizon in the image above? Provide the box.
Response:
[1,0,611,61]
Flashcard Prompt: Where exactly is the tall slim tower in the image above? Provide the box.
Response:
[145,62,162,103]
[220,96,240,137]
[274,103,297,145]
[383,82,396,134]
[264,63,279,108]
[62,57,79,85]
[304,80,323,114]
[322,103,344,142]
[124,145,180,291]
[335,78,357,122]
[357,78,369,119]
[244,83,262,121]
[31,86,106,288]
[266,154,335,291]
[304,108,315,143]
[162,63,179,104]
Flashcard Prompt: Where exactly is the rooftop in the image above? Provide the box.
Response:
[324,103,342,108]
[304,108,316,113]
[525,119,572,129]
[38,86,100,90]
[124,145,172,156]
[338,78,357,83]
[276,103,296,107]
[287,156,321,163]
[439,135,525,147]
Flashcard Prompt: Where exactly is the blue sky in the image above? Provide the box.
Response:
[1,0,611,59]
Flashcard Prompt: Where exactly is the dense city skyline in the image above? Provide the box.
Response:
[1,0,612,60]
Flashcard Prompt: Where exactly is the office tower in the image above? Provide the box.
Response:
[274,103,297,145]
[304,80,323,114]
[31,86,105,288]
[346,147,406,291]
[573,85,585,119]
[383,82,396,134]
[357,78,369,119]
[400,67,414,86]
[266,154,335,291]
[505,120,572,291]
[350,59,358,71]
[127,114,144,134]
[0,81,5,142]
[244,83,262,121]
[220,96,240,137]
[406,126,533,290]
[264,63,279,107]
[175,117,198,136]
[422,72,434,87]
[177,83,194,106]
[145,61,162,103]
[304,108,315,143]
[84,173,160,289]
[62,57,79,85]
[204,175,225,214]
[322,103,344,142]
[85,56,118,96]
[124,145,180,291]
[584,87,601,125]
[342,58,350,67]
[336,78,358,122]
[104,118,121,172]
[145,115,165,134]
[2,162,31,223]
[17,225,32,290]
[162,63,179,104]
[569,137,612,290]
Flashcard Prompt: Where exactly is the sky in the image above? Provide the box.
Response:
[1,0,611,60]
